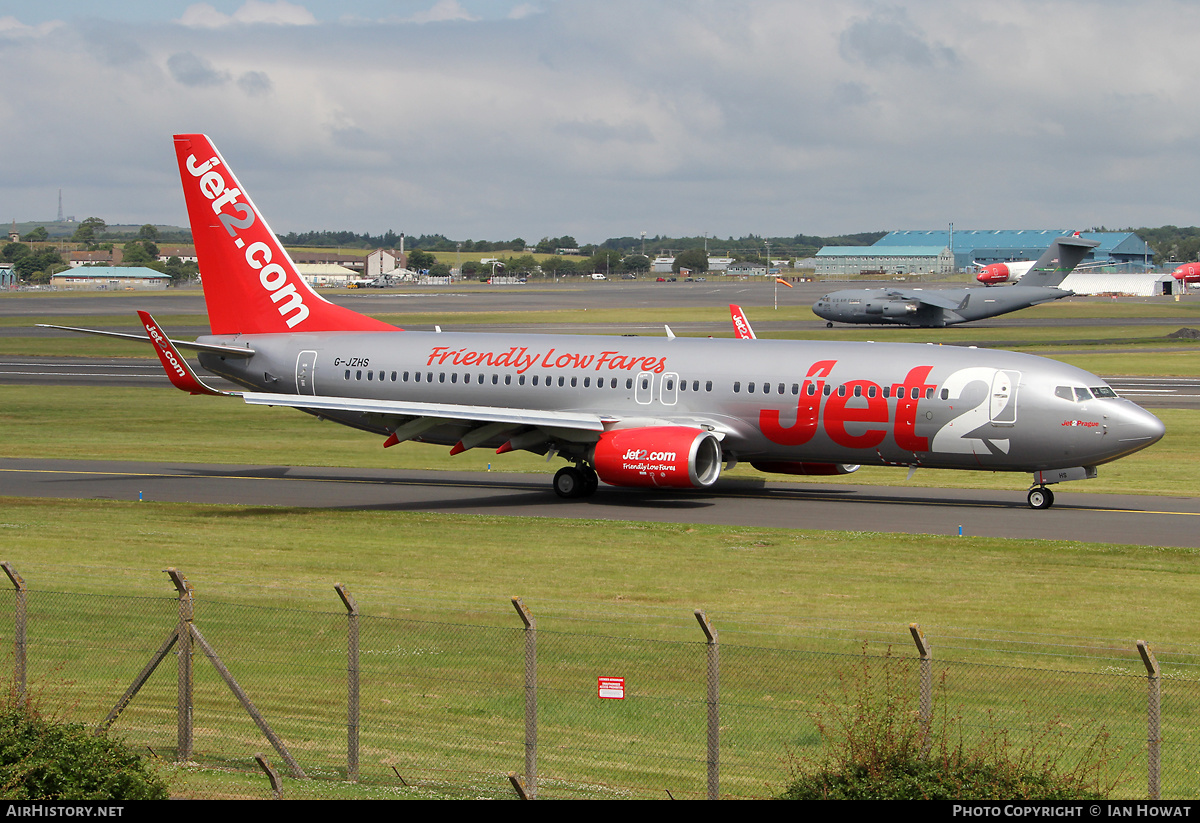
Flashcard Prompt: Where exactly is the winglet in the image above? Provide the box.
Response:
[137,311,234,396]
[729,304,756,339]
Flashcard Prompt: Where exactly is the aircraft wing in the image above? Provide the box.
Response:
[239,394,738,455]
[884,289,967,311]
[241,392,609,433]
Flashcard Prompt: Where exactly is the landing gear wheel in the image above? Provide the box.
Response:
[826,322,834,328]
[1027,487,1054,510]
[553,466,586,499]
[581,466,599,497]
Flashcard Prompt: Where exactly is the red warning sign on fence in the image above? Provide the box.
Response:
[598,677,625,699]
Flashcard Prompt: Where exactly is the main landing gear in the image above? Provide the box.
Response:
[1027,486,1054,510]
[553,464,600,499]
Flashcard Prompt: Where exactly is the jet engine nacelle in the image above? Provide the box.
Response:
[864,300,919,316]
[750,461,860,476]
[591,426,723,489]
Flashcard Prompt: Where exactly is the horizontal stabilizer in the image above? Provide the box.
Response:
[35,323,254,357]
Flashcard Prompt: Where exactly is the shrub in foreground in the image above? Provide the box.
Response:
[0,698,169,800]
[777,649,1117,800]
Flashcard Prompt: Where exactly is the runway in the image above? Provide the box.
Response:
[2,458,1199,548]
[2,287,1196,547]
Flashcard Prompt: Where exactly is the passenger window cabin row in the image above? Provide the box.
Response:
[343,369,715,392]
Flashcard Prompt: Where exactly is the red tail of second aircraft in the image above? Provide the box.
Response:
[173,133,398,336]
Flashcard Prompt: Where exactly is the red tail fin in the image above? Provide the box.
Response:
[729,304,756,339]
[173,134,398,336]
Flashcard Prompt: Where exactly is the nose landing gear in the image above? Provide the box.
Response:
[1027,486,1054,510]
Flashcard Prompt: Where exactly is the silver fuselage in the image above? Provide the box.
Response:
[197,330,1164,473]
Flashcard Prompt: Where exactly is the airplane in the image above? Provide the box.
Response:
[975,259,1038,286]
[977,254,1108,286]
[1172,262,1200,284]
[41,134,1164,510]
[812,234,1099,328]
[729,305,756,339]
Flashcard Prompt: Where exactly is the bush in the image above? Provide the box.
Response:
[0,698,169,800]
[777,648,1117,800]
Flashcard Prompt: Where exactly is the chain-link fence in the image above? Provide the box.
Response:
[0,563,1195,799]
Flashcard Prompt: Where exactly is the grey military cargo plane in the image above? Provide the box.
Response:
[43,135,1163,509]
[812,234,1099,328]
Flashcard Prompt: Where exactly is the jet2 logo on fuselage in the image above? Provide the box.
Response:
[760,362,935,452]
[759,363,1022,457]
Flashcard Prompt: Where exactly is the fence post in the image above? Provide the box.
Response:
[1,563,26,702]
[1137,640,1160,800]
[512,597,537,799]
[909,623,932,758]
[165,568,193,762]
[335,584,359,782]
[694,609,719,800]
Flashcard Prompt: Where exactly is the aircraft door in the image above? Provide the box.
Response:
[989,370,1019,426]
[635,371,655,405]
[296,350,318,395]
[660,372,679,406]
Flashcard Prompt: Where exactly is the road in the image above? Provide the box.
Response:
[3,458,1199,548]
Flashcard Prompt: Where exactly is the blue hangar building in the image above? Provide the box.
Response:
[875,229,1153,271]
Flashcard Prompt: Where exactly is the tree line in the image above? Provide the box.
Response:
[2,219,198,284]
[7,218,1200,285]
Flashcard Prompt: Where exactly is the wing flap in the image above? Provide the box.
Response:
[241,392,608,432]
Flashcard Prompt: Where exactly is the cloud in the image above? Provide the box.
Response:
[167,51,230,86]
[237,70,274,96]
[178,1,317,28]
[839,7,958,69]
[407,1,478,24]
[5,1,1200,239]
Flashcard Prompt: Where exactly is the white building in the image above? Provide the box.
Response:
[1058,271,1180,296]
[296,263,357,287]
[366,249,404,278]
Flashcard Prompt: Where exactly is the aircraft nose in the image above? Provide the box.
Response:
[1113,402,1165,452]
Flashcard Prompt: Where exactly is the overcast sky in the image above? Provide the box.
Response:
[3,0,1199,243]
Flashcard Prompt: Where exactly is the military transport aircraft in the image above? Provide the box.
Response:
[812,234,1099,328]
[42,135,1164,509]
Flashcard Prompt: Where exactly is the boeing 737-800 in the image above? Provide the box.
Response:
[44,135,1165,509]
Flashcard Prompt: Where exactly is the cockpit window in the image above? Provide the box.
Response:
[1057,385,1111,401]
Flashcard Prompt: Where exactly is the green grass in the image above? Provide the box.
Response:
[1,499,1198,799]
